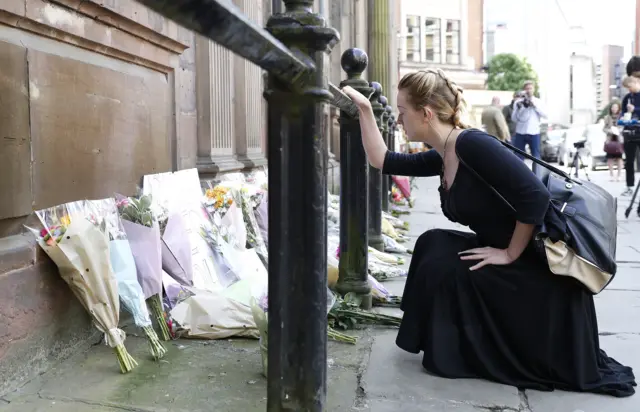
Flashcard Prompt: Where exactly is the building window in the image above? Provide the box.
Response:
[405,15,421,62]
[445,19,460,65]
[424,18,441,62]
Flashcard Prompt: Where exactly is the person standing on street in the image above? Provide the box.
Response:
[502,92,519,139]
[619,76,640,196]
[602,102,621,135]
[481,96,511,141]
[511,81,546,163]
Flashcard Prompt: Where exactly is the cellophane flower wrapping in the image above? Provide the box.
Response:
[116,193,170,341]
[116,193,163,300]
[160,213,193,287]
[143,179,194,288]
[85,199,166,359]
[204,174,268,267]
[27,201,137,372]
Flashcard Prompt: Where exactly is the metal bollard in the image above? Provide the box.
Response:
[335,48,373,309]
[368,82,385,252]
[264,1,339,410]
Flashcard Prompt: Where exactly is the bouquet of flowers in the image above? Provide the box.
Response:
[116,194,171,341]
[328,292,402,330]
[144,192,194,289]
[382,212,409,231]
[204,179,268,266]
[27,202,137,373]
[250,285,355,377]
[86,199,166,360]
[368,246,405,266]
[382,234,412,254]
[203,184,247,251]
[368,275,402,307]
[368,254,408,282]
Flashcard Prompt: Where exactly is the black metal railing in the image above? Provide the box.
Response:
[133,1,398,410]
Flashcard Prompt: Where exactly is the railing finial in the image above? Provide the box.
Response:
[369,81,382,101]
[283,0,313,12]
[341,48,368,80]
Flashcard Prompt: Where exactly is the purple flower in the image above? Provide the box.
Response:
[258,294,269,312]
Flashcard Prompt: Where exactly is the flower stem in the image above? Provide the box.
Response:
[327,327,357,345]
[142,325,167,360]
[114,344,138,373]
[332,309,402,326]
[147,294,171,341]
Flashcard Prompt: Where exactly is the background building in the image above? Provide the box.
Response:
[595,64,604,110]
[569,26,597,125]
[484,0,572,126]
[601,44,627,104]
[398,0,496,125]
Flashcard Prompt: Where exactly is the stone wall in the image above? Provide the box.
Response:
[0,0,377,394]
[0,0,197,396]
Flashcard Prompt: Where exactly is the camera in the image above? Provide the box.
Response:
[573,140,587,149]
[516,92,533,108]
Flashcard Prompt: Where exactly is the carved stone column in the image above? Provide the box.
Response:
[195,36,244,176]
[234,0,268,169]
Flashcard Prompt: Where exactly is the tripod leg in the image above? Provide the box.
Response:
[582,156,591,181]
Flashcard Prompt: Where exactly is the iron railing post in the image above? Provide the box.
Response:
[368,82,385,251]
[387,112,396,205]
[264,1,339,410]
[335,48,372,309]
[379,97,389,213]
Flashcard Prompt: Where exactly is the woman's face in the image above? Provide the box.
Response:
[397,89,428,141]
[611,103,620,115]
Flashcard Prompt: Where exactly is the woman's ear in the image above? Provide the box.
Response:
[422,107,432,122]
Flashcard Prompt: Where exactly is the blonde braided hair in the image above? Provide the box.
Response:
[398,68,470,129]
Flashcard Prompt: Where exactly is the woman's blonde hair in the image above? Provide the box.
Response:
[398,69,470,129]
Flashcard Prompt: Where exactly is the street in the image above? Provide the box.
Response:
[1,170,639,412]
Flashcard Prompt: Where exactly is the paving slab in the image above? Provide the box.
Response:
[605,264,640,292]
[0,335,367,412]
[361,330,521,411]
[367,398,480,412]
[594,290,640,335]
[527,334,640,412]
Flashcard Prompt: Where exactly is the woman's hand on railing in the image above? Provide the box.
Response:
[342,86,372,112]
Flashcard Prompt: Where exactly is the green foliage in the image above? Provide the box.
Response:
[487,53,540,96]
[120,195,154,228]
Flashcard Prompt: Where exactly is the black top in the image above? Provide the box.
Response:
[621,92,640,120]
[382,129,550,249]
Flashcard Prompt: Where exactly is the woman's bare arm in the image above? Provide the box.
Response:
[358,105,388,169]
[506,221,536,261]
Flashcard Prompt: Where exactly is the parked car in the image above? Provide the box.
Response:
[541,129,565,162]
[583,124,608,170]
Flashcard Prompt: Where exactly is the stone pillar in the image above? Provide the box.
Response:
[367,0,392,102]
[264,0,339,410]
[368,82,385,251]
[336,48,372,309]
[379,96,390,213]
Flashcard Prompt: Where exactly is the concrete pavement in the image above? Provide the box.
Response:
[1,170,639,412]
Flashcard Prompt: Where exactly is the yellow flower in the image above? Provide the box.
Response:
[60,215,71,227]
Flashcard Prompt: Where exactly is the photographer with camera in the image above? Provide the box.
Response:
[511,81,546,170]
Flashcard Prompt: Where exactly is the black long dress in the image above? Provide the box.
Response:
[384,129,636,397]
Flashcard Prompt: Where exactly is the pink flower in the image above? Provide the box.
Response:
[116,198,129,209]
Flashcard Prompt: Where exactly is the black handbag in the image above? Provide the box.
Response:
[458,135,618,294]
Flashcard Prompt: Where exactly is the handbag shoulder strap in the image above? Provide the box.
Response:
[495,134,573,180]
[456,154,516,214]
